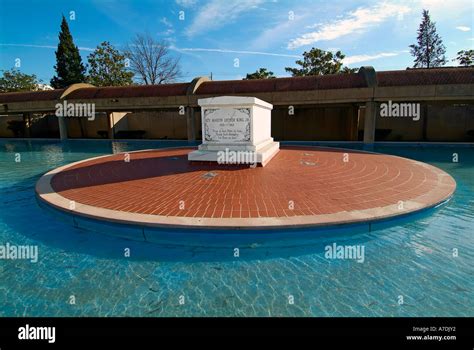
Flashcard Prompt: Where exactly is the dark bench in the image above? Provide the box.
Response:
[114,130,146,139]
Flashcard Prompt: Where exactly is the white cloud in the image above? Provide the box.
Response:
[419,0,445,7]
[287,3,411,49]
[161,17,173,28]
[417,0,473,18]
[419,0,470,11]
[250,20,294,50]
[176,0,197,7]
[344,51,401,65]
[175,47,300,58]
[159,17,175,36]
[456,26,471,32]
[249,12,310,50]
[185,0,264,37]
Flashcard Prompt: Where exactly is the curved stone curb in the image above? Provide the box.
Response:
[35,147,456,230]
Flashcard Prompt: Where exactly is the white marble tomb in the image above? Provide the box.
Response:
[188,96,280,166]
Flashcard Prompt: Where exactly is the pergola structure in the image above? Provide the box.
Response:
[0,66,473,143]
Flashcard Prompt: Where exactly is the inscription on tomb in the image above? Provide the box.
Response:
[203,108,251,142]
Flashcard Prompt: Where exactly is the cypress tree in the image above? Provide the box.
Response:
[50,15,86,88]
[409,10,446,68]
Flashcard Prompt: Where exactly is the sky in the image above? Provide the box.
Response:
[0,0,472,84]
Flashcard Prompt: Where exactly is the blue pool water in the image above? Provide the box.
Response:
[0,139,472,316]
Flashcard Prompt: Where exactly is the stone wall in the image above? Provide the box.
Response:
[271,106,359,141]
[0,114,60,138]
[65,114,109,139]
[126,110,187,139]
[425,104,474,141]
[373,103,474,142]
[0,115,23,137]
[30,114,60,138]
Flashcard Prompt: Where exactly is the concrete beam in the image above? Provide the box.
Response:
[60,83,95,99]
[358,66,378,88]
[187,76,210,96]
[2,83,472,114]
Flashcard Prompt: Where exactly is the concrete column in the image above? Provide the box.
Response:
[107,112,114,139]
[186,106,196,142]
[359,66,378,144]
[58,116,67,140]
[108,112,129,139]
[363,101,377,144]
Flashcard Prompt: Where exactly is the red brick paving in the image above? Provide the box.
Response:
[49,147,456,219]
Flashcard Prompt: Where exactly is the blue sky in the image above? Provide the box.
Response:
[0,0,472,84]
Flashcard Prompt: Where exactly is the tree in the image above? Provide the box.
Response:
[87,41,134,86]
[50,15,86,88]
[244,68,276,80]
[454,50,474,66]
[341,66,358,74]
[0,69,40,92]
[409,10,446,68]
[285,48,355,76]
[125,33,181,85]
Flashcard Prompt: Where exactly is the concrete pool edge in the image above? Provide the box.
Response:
[35,146,457,231]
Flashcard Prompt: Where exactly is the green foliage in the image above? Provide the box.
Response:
[455,50,474,67]
[87,41,134,86]
[285,48,356,76]
[409,10,446,68]
[341,66,358,74]
[0,69,39,92]
[244,68,276,80]
[50,15,86,88]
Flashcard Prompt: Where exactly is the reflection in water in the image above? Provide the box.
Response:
[0,139,472,317]
[35,195,448,263]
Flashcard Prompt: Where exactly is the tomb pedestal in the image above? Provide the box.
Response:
[187,96,280,166]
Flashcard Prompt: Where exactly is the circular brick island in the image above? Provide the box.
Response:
[36,146,456,230]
